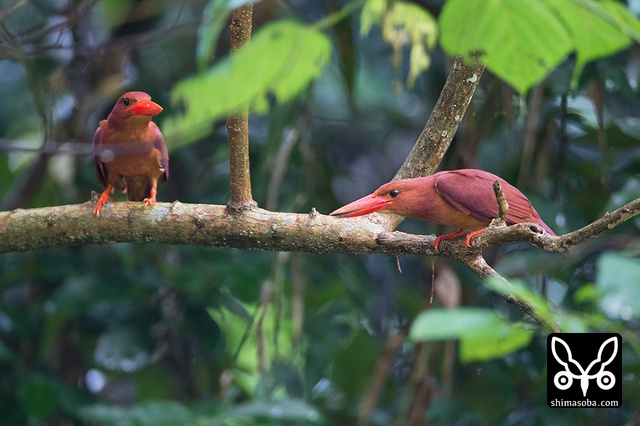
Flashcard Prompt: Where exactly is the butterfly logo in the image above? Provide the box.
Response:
[551,336,617,397]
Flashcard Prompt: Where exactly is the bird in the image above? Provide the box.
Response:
[92,91,168,217]
[330,169,555,251]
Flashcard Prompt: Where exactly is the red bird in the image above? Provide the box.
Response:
[330,169,555,251]
[92,91,168,217]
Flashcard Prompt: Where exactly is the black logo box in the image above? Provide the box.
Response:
[547,333,622,407]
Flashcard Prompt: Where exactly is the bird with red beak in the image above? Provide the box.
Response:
[330,169,555,251]
[92,91,168,217]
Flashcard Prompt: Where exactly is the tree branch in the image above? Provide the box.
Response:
[227,4,255,208]
[394,54,485,181]
[0,196,637,256]
[372,54,486,231]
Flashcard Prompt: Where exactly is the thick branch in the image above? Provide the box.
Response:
[394,54,485,181]
[373,55,485,231]
[227,5,255,208]
[1,197,638,256]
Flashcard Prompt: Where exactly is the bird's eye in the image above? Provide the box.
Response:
[389,189,399,198]
[122,98,131,106]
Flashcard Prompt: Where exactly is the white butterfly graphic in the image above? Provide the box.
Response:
[551,336,617,397]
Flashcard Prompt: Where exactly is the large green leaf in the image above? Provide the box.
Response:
[439,0,640,93]
[546,0,636,80]
[164,21,331,149]
[409,308,532,362]
[439,0,573,93]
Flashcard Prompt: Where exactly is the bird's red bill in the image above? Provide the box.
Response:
[130,100,163,117]
[330,194,390,217]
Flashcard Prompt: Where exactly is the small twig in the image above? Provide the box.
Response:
[465,255,560,332]
[358,322,411,426]
[492,180,509,225]
[256,280,273,372]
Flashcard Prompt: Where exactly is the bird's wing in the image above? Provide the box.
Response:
[151,122,169,183]
[435,170,535,226]
[92,126,109,188]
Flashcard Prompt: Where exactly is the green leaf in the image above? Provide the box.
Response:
[197,0,266,71]
[409,308,533,362]
[165,21,331,149]
[597,252,640,319]
[460,323,532,362]
[18,375,58,418]
[361,0,437,88]
[409,308,495,341]
[483,277,555,325]
[546,0,634,81]
[439,0,573,93]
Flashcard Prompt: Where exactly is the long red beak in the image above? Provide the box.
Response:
[130,99,163,116]
[330,194,390,217]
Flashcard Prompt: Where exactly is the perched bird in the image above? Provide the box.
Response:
[330,169,555,251]
[92,91,168,217]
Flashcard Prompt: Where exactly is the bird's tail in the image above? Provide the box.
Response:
[125,176,151,201]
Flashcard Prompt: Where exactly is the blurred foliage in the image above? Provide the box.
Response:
[440,0,640,92]
[0,0,640,425]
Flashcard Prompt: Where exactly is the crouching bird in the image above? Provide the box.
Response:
[92,91,168,217]
[330,169,555,251]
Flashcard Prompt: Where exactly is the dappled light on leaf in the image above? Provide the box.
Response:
[361,0,437,89]
[164,21,331,148]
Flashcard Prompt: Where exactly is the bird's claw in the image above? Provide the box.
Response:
[143,197,156,208]
[93,194,113,218]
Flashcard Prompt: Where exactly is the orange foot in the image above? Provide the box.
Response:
[142,187,157,208]
[464,228,485,248]
[433,228,466,253]
[93,185,114,217]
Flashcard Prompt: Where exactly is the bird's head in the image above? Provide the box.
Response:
[330,178,429,218]
[108,91,163,123]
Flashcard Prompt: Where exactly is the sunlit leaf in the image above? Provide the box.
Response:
[409,308,502,340]
[410,308,533,362]
[439,0,573,93]
[207,299,293,396]
[361,0,437,88]
[460,323,532,362]
[165,20,331,149]
[546,0,634,82]
[483,277,555,325]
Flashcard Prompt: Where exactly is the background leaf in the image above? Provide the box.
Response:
[439,0,573,93]
[165,20,331,148]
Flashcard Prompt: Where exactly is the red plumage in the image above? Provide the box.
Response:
[92,91,168,217]
[330,169,555,250]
